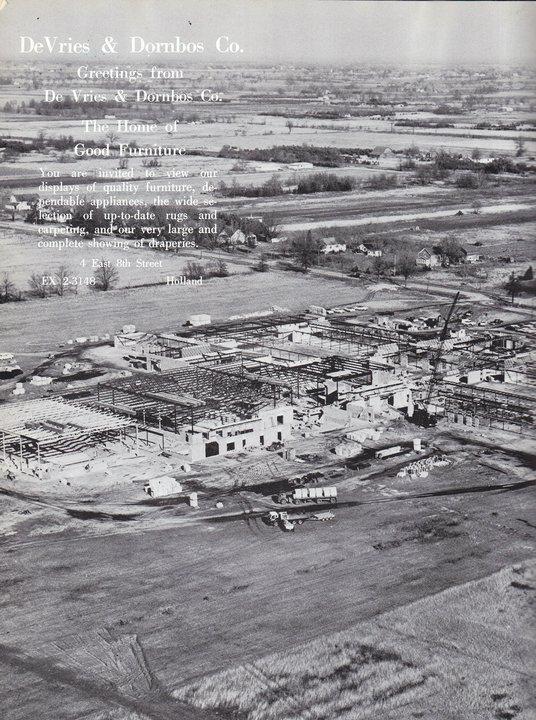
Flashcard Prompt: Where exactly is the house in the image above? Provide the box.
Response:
[321,237,347,254]
[356,242,382,257]
[464,251,481,264]
[216,229,231,245]
[245,232,257,247]
[229,229,247,245]
[5,193,39,219]
[416,248,441,268]
[459,248,481,264]
[371,146,394,159]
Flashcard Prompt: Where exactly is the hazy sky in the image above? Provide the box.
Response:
[0,0,534,65]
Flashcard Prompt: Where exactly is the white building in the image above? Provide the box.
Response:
[416,248,441,268]
[180,404,294,461]
[321,238,347,254]
[357,243,382,257]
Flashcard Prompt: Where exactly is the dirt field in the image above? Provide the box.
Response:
[1,446,534,720]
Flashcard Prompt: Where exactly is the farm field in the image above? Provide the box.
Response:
[0,227,248,290]
[1,114,534,155]
[175,562,535,720]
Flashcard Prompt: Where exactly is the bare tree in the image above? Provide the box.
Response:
[472,199,482,215]
[291,231,322,272]
[106,130,119,146]
[184,261,205,280]
[262,212,280,241]
[93,259,119,291]
[0,272,18,302]
[372,256,388,279]
[398,254,416,286]
[28,272,50,298]
[515,136,526,157]
[53,264,74,296]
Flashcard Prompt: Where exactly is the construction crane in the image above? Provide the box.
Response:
[410,292,460,427]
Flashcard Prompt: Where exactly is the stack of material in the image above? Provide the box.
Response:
[144,476,183,497]
[397,455,450,479]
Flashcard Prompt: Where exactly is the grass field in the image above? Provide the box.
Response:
[0,269,418,356]
[174,562,536,720]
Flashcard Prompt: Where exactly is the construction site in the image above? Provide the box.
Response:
[1,0,535,713]
[1,293,534,490]
[1,289,535,720]
[1,263,535,720]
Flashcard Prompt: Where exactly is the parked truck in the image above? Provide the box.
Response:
[265,509,335,531]
[276,486,337,505]
[375,445,404,460]
[288,471,324,487]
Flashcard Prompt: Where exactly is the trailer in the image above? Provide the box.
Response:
[265,508,335,530]
[375,445,404,460]
[276,486,337,505]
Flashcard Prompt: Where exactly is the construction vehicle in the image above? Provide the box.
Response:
[288,471,324,487]
[409,291,460,427]
[266,511,296,532]
[265,509,335,531]
[276,486,337,505]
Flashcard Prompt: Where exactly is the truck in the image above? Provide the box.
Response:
[375,445,404,460]
[266,511,295,531]
[276,486,337,505]
[265,509,335,531]
[288,471,324,487]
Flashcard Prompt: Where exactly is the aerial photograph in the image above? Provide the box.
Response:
[0,1,534,718]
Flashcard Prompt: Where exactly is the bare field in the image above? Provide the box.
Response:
[174,562,535,720]
[1,452,534,720]
[0,115,534,155]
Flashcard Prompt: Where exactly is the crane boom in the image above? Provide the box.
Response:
[425,291,460,406]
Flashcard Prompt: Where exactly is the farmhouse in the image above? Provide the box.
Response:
[5,193,39,219]
[371,146,394,159]
[321,237,347,254]
[416,248,441,268]
[356,242,383,257]
[461,248,482,264]
[229,229,247,245]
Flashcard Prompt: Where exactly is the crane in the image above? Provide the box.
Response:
[410,291,460,427]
